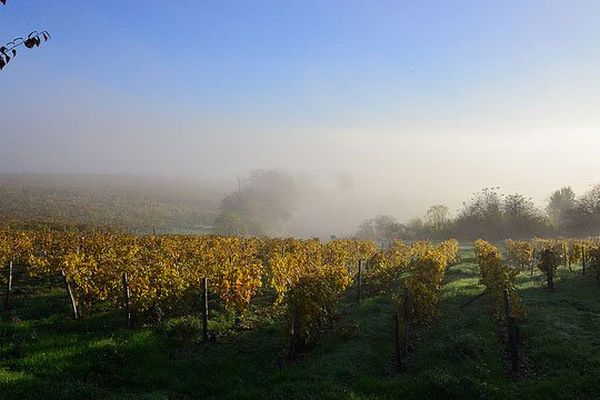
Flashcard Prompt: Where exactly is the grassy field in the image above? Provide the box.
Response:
[2,246,600,399]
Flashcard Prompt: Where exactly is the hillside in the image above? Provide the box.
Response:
[0,174,224,232]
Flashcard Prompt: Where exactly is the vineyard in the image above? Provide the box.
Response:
[2,232,600,399]
[0,230,460,359]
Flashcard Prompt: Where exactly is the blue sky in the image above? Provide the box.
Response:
[4,0,599,124]
[2,1,600,226]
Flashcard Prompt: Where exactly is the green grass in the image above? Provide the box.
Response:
[2,247,600,399]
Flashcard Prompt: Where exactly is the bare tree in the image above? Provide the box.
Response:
[425,204,450,230]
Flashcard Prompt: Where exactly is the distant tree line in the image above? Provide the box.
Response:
[356,184,600,242]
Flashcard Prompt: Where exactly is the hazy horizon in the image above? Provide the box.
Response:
[2,1,600,235]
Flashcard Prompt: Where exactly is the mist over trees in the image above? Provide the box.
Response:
[213,170,299,236]
[355,215,405,242]
[3,172,600,241]
[355,213,445,243]
[355,185,600,241]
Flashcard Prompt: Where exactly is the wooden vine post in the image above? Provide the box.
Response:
[502,288,519,373]
[402,288,410,358]
[202,277,209,341]
[3,261,13,311]
[582,246,586,275]
[288,310,301,362]
[394,311,401,370]
[530,249,536,275]
[122,272,132,328]
[548,258,554,292]
[61,269,80,320]
[357,259,363,304]
[394,288,410,371]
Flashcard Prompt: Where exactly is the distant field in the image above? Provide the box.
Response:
[1,245,600,400]
[0,174,224,232]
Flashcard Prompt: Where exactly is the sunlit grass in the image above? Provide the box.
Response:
[1,247,600,399]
